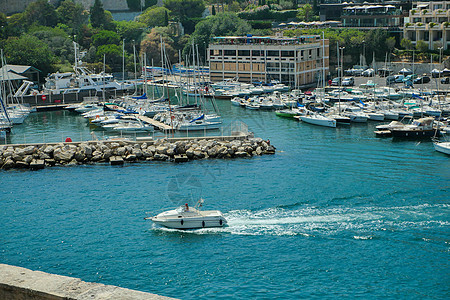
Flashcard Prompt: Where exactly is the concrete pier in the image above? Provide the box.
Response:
[0,264,175,300]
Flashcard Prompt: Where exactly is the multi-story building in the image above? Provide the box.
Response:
[341,4,404,28]
[403,1,450,50]
[208,35,329,88]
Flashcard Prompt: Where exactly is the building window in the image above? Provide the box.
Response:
[252,50,262,56]
[238,50,250,56]
[281,50,294,57]
[268,50,279,56]
[224,50,236,56]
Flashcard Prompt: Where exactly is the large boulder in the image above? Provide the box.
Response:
[53,147,76,162]
[156,146,167,155]
[22,145,36,155]
[116,147,126,156]
[43,145,54,155]
[2,158,15,169]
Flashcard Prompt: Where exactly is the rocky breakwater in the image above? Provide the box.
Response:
[0,138,276,170]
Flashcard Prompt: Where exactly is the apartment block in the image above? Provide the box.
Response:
[403,1,450,50]
[208,35,329,88]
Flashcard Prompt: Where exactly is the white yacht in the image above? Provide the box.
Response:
[148,199,227,229]
[433,139,450,155]
[298,113,337,128]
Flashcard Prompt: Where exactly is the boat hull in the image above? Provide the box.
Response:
[433,142,450,155]
[151,216,227,229]
[391,129,438,139]
[300,116,336,128]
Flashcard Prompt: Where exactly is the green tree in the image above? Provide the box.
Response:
[29,26,75,64]
[385,36,396,53]
[24,0,58,28]
[90,0,107,29]
[185,12,251,62]
[92,30,121,47]
[96,44,123,70]
[212,5,216,15]
[164,10,169,26]
[4,35,56,77]
[297,4,313,22]
[115,20,146,48]
[416,40,428,52]
[400,38,413,50]
[5,13,25,37]
[140,27,177,66]
[127,0,141,11]
[139,6,171,28]
[56,0,87,32]
[0,12,7,40]
[164,0,205,22]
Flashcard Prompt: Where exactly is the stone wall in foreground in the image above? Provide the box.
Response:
[0,263,174,300]
[0,137,276,170]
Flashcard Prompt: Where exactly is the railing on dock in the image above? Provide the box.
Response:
[1,121,252,146]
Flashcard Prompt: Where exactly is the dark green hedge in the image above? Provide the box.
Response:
[238,9,297,21]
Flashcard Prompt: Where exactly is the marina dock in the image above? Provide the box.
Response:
[137,115,173,130]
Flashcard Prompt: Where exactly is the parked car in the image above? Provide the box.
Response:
[402,74,418,83]
[413,76,431,84]
[386,75,396,84]
[362,68,374,77]
[441,77,450,84]
[394,74,405,83]
[342,77,355,86]
[331,77,341,86]
[378,68,392,77]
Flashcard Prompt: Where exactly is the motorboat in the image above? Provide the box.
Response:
[433,139,450,155]
[147,199,227,229]
[391,117,439,139]
[298,113,336,128]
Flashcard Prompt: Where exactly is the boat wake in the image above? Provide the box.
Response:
[151,203,449,237]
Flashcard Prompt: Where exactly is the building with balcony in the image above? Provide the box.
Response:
[207,35,329,88]
[341,4,404,28]
[403,1,450,50]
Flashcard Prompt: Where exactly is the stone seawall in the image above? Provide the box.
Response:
[0,137,276,170]
[0,264,174,300]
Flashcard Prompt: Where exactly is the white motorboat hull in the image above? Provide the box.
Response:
[367,113,385,121]
[300,115,336,128]
[434,142,450,155]
[348,115,368,123]
[150,209,227,229]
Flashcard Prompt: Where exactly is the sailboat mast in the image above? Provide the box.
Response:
[102,54,105,101]
[122,39,125,91]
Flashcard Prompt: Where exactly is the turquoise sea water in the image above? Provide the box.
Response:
[1,101,449,299]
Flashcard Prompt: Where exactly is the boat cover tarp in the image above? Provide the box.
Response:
[132,93,147,99]
[189,114,204,123]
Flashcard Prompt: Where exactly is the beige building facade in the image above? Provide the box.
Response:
[208,35,330,88]
[403,1,450,50]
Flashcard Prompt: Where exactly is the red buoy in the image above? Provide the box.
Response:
[65,137,72,142]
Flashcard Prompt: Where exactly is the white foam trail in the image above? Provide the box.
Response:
[149,204,448,237]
